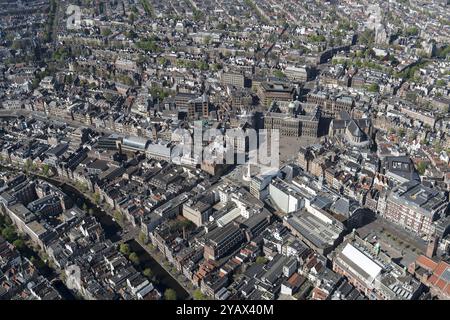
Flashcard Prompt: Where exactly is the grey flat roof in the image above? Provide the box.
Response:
[207,222,242,246]
[390,181,447,217]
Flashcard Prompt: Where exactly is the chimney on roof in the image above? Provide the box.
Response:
[426,235,439,259]
[407,261,416,274]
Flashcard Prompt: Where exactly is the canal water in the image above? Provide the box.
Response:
[18,243,77,300]
[57,182,122,242]
[0,165,77,300]
[0,166,189,299]
[53,280,78,300]
[57,182,189,300]
[127,240,189,300]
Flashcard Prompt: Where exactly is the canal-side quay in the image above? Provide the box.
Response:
[0,163,191,300]
[57,180,192,300]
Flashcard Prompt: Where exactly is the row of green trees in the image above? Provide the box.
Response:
[175,59,209,71]
[140,0,154,17]
[243,0,269,24]
[119,243,140,265]
[44,0,57,43]
[118,243,182,300]
[136,39,161,53]
[0,215,26,250]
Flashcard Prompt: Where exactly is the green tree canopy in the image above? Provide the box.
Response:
[164,288,177,300]
[308,34,326,43]
[13,239,25,250]
[136,39,160,52]
[138,232,147,244]
[256,256,268,264]
[129,252,140,265]
[416,161,428,175]
[436,79,446,87]
[114,210,123,223]
[358,29,375,45]
[405,26,419,37]
[2,226,18,242]
[42,164,50,176]
[30,256,45,269]
[273,70,286,78]
[101,28,112,37]
[366,83,379,93]
[93,192,101,204]
[140,0,154,17]
[119,243,131,256]
[193,289,206,300]
[143,268,153,279]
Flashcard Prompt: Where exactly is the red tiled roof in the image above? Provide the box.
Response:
[434,262,447,276]
[415,255,437,271]
[435,279,446,291]
[428,274,438,284]
[420,258,450,299]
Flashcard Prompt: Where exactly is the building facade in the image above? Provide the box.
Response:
[384,181,448,240]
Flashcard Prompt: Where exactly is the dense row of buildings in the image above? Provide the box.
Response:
[0,0,449,301]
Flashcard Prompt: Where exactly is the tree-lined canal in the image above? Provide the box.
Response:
[57,181,189,300]
[1,164,188,300]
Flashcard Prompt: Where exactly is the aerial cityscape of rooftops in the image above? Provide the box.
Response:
[0,0,449,302]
